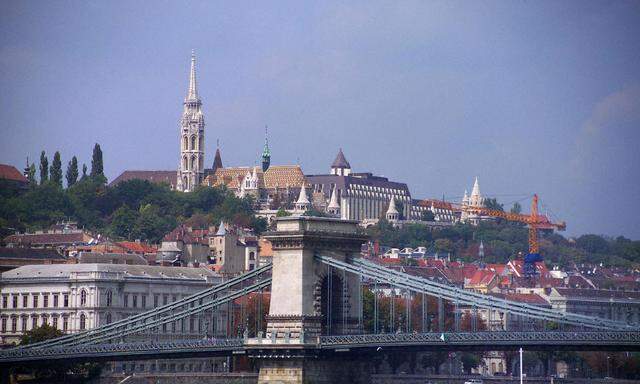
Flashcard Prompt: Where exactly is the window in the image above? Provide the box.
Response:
[132,295,138,308]
[106,313,112,324]
[43,294,49,308]
[163,295,168,305]
[21,317,27,332]
[2,296,8,309]
[63,316,68,332]
[1,318,6,332]
[124,294,128,307]
[80,289,87,306]
[63,294,69,307]
[22,295,27,308]
[53,294,59,307]
[11,317,17,333]
[32,316,38,329]
[12,295,18,308]
[106,290,112,307]
[249,251,255,261]
[32,294,38,308]
[190,136,196,150]
[154,295,159,308]
[79,314,86,330]
[42,315,48,325]
[172,295,177,303]
[141,295,146,309]
[52,316,58,329]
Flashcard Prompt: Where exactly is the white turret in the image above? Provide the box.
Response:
[386,196,399,222]
[327,187,340,216]
[470,176,483,207]
[295,185,310,212]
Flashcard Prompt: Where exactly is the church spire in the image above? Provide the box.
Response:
[186,49,199,101]
[262,125,271,172]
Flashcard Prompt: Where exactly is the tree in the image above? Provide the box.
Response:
[50,151,63,187]
[17,324,102,381]
[510,201,522,214]
[90,143,105,183]
[484,198,503,211]
[39,150,48,184]
[435,238,454,253]
[576,234,610,254]
[109,205,137,240]
[276,208,291,217]
[81,163,88,180]
[65,156,79,187]
[27,163,36,185]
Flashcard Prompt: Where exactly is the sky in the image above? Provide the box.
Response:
[1,1,639,239]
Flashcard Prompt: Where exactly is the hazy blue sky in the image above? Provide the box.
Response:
[1,1,639,238]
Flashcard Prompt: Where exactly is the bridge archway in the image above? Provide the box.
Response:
[318,270,345,335]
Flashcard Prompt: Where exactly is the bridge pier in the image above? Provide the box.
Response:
[256,216,369,383]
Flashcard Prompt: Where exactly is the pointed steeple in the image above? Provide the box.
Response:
[262,125,271,172]
[215,220,226,236]
[462,189,469,204]
[295,185,310,211]
[471,176,481,197]
[331,148,351,176]
[386,196,399,222]
[327,186,340,216]
[186,49,199,101]
[212,139,223,172]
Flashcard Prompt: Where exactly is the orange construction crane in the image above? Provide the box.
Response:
[459,194,566,275]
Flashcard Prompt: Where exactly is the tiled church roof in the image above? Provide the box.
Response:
[204,165,306,189]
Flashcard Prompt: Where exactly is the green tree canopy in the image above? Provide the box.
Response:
[66,156,79,187]
[50,151,63,187]
[39,150,48,184]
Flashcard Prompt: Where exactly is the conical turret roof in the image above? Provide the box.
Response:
[386,196,399,215]
[471,177,481,197]
[328,187,340,209]
[296,185,310,204]
[331,148,351,169]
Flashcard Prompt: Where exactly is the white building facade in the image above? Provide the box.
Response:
[0,264,226,345]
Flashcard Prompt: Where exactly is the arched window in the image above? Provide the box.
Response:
[498,362,504,372]
[106,313,112,325]
[80,289,87,306]
[79,313,86,330]
[190,136,196,150]
[249,252,255,261]
[191,156,196,171]
[183,156,188,170]
[183,136,188,150]
[106,290,112,307]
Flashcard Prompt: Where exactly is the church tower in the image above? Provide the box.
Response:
[176,50,205,192]
[262,126,271,172]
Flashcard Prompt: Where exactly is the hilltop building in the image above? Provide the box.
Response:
[461,177,490,225]
[306,149,412,221]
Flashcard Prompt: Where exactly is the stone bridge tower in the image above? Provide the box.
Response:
[263,216,368,340]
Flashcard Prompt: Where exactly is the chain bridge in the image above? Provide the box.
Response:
[1,217,639,383]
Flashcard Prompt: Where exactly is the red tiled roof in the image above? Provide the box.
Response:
[0,164,28,183]
[4,232,91,246]
[467,269,497,286]
[416,199,454,210]
[116,241,157,254]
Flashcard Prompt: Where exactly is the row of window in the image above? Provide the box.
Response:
[2,292,71,309]
[0,313,86,333]
[115,360,226,374]
[182,135,203,151]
